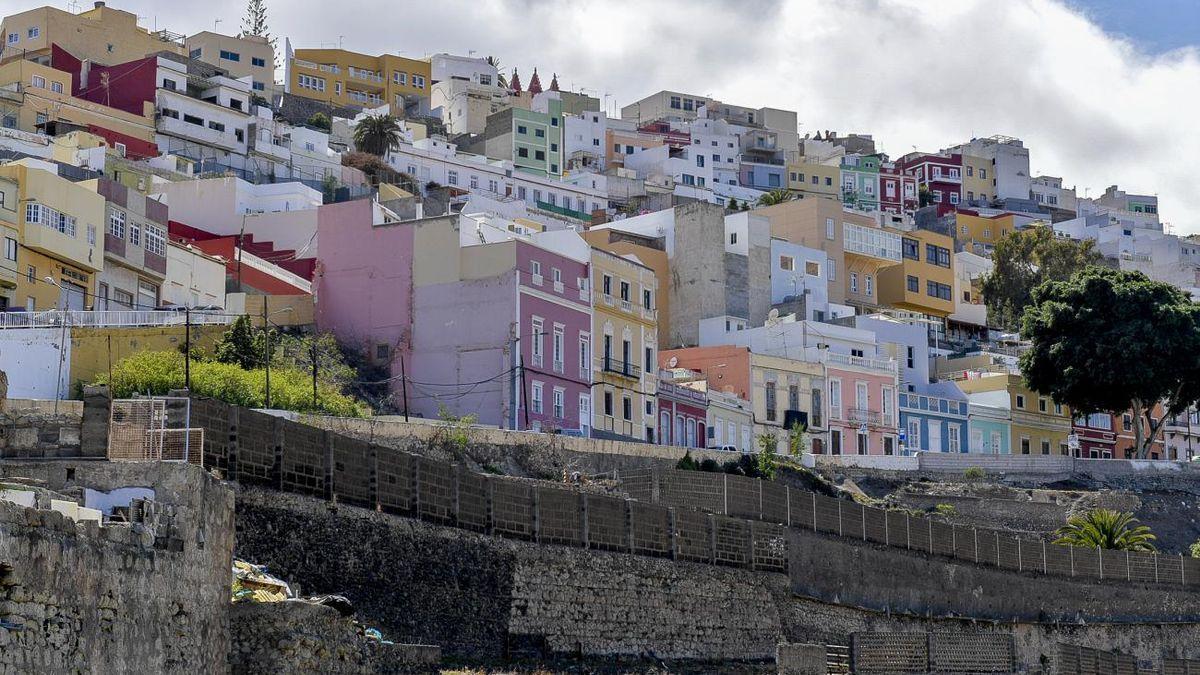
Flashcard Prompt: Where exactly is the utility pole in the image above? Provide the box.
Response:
[184,306,191,390]
[399,353,409,422]
[236,213,247,292]
[519,354,529,430]
[262,300,272,409]
[310,339,318,410]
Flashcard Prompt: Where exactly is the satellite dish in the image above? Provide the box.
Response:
[667,356,678,368]
[765,308,781,326]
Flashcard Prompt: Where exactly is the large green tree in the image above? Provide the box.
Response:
[1019,267,1200,458]
[1053,509,1157,552]
[981,226,1101,330]
[352,114,403,157]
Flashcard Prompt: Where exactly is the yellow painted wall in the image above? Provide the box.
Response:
[0,60,156,142]
[961,154,991,204]
[580,230,671,348]
[878,228,955,316]
[289,48,430,108]
[0,5,185,67]
[955,212,1016,249]
[590,247,658,438]
[68,324,227,389]
[786,160,840,200]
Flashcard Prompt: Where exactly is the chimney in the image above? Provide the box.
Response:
[94,1,105,7]
[80,59,91,89]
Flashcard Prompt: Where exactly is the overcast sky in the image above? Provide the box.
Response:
[47,0,1200,232]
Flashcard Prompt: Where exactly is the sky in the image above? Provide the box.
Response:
[28,0,1200,232]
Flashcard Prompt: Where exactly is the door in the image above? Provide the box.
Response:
[927,422,942,453]
[58,281,86,311]
[659,411,671,445]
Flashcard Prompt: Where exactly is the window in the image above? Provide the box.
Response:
[850,272,858,293]
[949,192,960,205]
[932,190,943,203]
[729,231,736,245]
[830,379,842,418]
[531,317,543,366]
[219,50,240,62]
[531,382,543,414]
[926,244,950,267]
[144,225,166,256]
[979,169,987,179]
[4,238,14,262]
[580,395,591,431]
[1041,439,1050,455]
[552,325,564,372]
[907,275,919,293]
[1038,398,1047,413]
[579,334,590,378]
[6,34,17,45]
[827,258,835,282]
[779,255,794,271]
[906,346,914,369]
[1054,403,1063,415]
[864,274,873,297]
[826,218,835,240]
[623,396,632,421]
[645,346,654,374]
[534,150,545,161]
[50,81,62,93]
[31,75,45,89]
[553,388,564,419]
[87,224,95,246]
[805,261,820,277]
[25,203,41,226]
[830,429,842,455]
[27,26,39,39]
[619,280,630,302]
[1016,395,1026,409]
[765,381,777,422]
[857,432,869,455]
[25,265,35,283]
[252,56,267,67]
[669,95,682,109]
[902,237,919,260]
[297,74,325,91]
[926,281,951,301]
[517,147,528,158]
[517,125,527,135]
[252,81,265,91]
[1122,414,1132,431]
[643,288,652,310]
[534,128,545,138]
[604,391,613,416]
[208,121,226,132]
[696,155,704,168]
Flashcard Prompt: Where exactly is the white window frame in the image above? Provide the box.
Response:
[553,387,565,420]
[531,381,544,414]
[829,379,842,419]
[908,418,921,451]
[948,423,961,453]
[530,316,543,367]
[552,324,564,373]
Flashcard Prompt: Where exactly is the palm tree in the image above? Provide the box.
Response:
[1053,509,1157,552]
[757,189,793,207]
[352,114,403,157]
[486,56,507,88]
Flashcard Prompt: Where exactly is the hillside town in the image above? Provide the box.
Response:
[0,0,1196,468]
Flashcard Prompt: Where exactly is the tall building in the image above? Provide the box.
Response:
[945,136,1031,203]
[185,31,276,96]
[0,2,186,67]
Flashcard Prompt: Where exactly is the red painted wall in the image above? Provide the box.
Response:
[52,44,156,117]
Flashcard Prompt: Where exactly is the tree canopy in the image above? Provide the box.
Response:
[1019,266,1200,457]
[1053,509,1157,552]
[352,114,403,157]
[981,226,1101,330]
[757,189,793,207]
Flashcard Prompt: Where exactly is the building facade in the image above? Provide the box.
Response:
[286,47,430,110]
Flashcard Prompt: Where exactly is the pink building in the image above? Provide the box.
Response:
[657,378,707,448]
[315,202,592,431]
[823,354,900,456]
[879,162,918,215]
[898,152,963,217]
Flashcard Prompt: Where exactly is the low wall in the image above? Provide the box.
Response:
[804,451,1200,477]
[788,526,1200,624]
[229,600,441,674]
[806,454,920,471]
[0,410,81,458]
[0,461,234,673]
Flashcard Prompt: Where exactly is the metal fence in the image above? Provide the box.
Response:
[108,398,203,465]
[1056,643,1139,675]
[850,632,1014,675]
[621,468,1200,588]
[0,310,233,329]
[186,397,788,572]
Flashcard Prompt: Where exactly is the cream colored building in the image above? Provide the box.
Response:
[749,352,825,452]
[590,246,658,442]
[286,47,431,110]
[0,3,186,67]
[164,240,226,308]
[185,31,277,97]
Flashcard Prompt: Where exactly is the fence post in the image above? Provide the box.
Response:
[271,416,284,491]
[995,532,1000,567]
[227,405,240,483]
[811,492,817,531]
[531,486,541,543]
[651,468,661,504]
[1126,550,1131,581]
[1154,553,1158,583]
[747,522,756,571]
[723,474,729,515]
[951,525,956,554]
[452,464,462,524]
[668,507,678,560]
[485,476,495,535]
[1042,540,1047,574]
[708,513,718,564]
[322,430,334,503]
[758,480,764,520]
[1181,554,1185,585]
[410,456,422,518]
[861,506,867,542]
[1070,545,1075,577]
[785,487,791,528]
[624,499,634,554]
[928,518,934,555]
[837,499,843,537]
[368,443,379,512]
[1098,546,1103,580]
[906,515,912,550]
[1017,538,1022,572]
[885,510,890,546]
[580,493,590,549]
[973,528,979,563]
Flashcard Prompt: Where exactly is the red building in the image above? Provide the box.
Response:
[879,161,918,215]
[1071,413,1116,459]
[1116,404,1168,460]
[898,152,962,216]
[657,377,707,448]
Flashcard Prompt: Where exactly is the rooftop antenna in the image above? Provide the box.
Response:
[67,0,80,13]
[338,35,345,49]
[214,18,222,31]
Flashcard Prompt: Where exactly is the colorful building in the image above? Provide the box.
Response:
[1071,412,1117,459]
[957,373,1072,455]
[898,152,962,217]
[787,159,840,201]
[878,160,918,215]
[185,31,276,96]
[483,95,564,177]
[954,211,1021,254]
[1114,405,1168,460]
[1,3,186,67]
[878,228,955,319]
[839,154,880,212]
[0,159,104,311]
[589,246,658,442]
[656,375,708,448]
[90,177,167,310]
[286,47,430,110]
[0,174,20,308]
[960,154,992,207]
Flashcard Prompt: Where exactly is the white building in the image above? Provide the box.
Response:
[155,56,254,165]
[945,136,1031,202]
[1029,175,1077,212]
[429,53,500,86]
[430,79,510,136]
[1078,184,1161,231]
[163,240,227,308]
[563,110,608,173]
[769,238,837,322]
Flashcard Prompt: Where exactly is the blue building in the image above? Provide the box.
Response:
[854,314,969,454]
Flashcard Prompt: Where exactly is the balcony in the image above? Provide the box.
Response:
[930,172,961,184]
[620,299,632,313]
[156,114,241,153]
[602,293,615,307]
[822,351,898,374]
[579,288,590,302]
[848,408,884,426]
[535,200,592,223]
[641,306,657,321]
[600,357,642,380]
[843,222,901,263]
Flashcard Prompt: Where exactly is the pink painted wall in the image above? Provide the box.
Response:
[825,365,899,456]
[315,200,414,367]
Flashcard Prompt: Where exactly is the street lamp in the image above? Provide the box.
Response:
[261,303,293,410]
[42,276,69,414]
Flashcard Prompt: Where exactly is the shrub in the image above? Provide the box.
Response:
[723,460,746,476]
[1054,509,1157,552]
[307,111,331,131]
[963,466,986,481]
[95,350,368,417]
[934,503,957,517]
[755,433,779,479]
[699,458,721,472]
[1190,540,1200,558]
[675,452,699,471]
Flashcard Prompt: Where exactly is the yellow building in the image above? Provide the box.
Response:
[878,228,955,317]
[955,212,1017,252]
[589,246,658,442]
[0,174,20,307]
[287,48,431,110]
[956,373,1072,455]
[0,3,186,67]
[581,228,671,348]
[786,159,840,201]
[185,32,277,97]
[0,160,105,311]
[0,59,156,144]
[961,154,991,206]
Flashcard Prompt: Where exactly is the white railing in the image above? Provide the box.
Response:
[823,351,898,373]
[238,248,313,293]
[620,299,632,313]
[0,310,233,329]
[642,307,657,321]
[553,280,564,293]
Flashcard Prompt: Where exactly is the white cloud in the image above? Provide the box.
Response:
[113,0,1200,231]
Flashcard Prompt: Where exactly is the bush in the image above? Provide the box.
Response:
[723,459,746,476]
[699,458,721,472]
[963,467,986,481]
[934,503,957,518]
[95,350,368,417]
[1191,540,1200,558]
[676,452,699,471]
[755,433,779,479]
[307,111,331,131]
